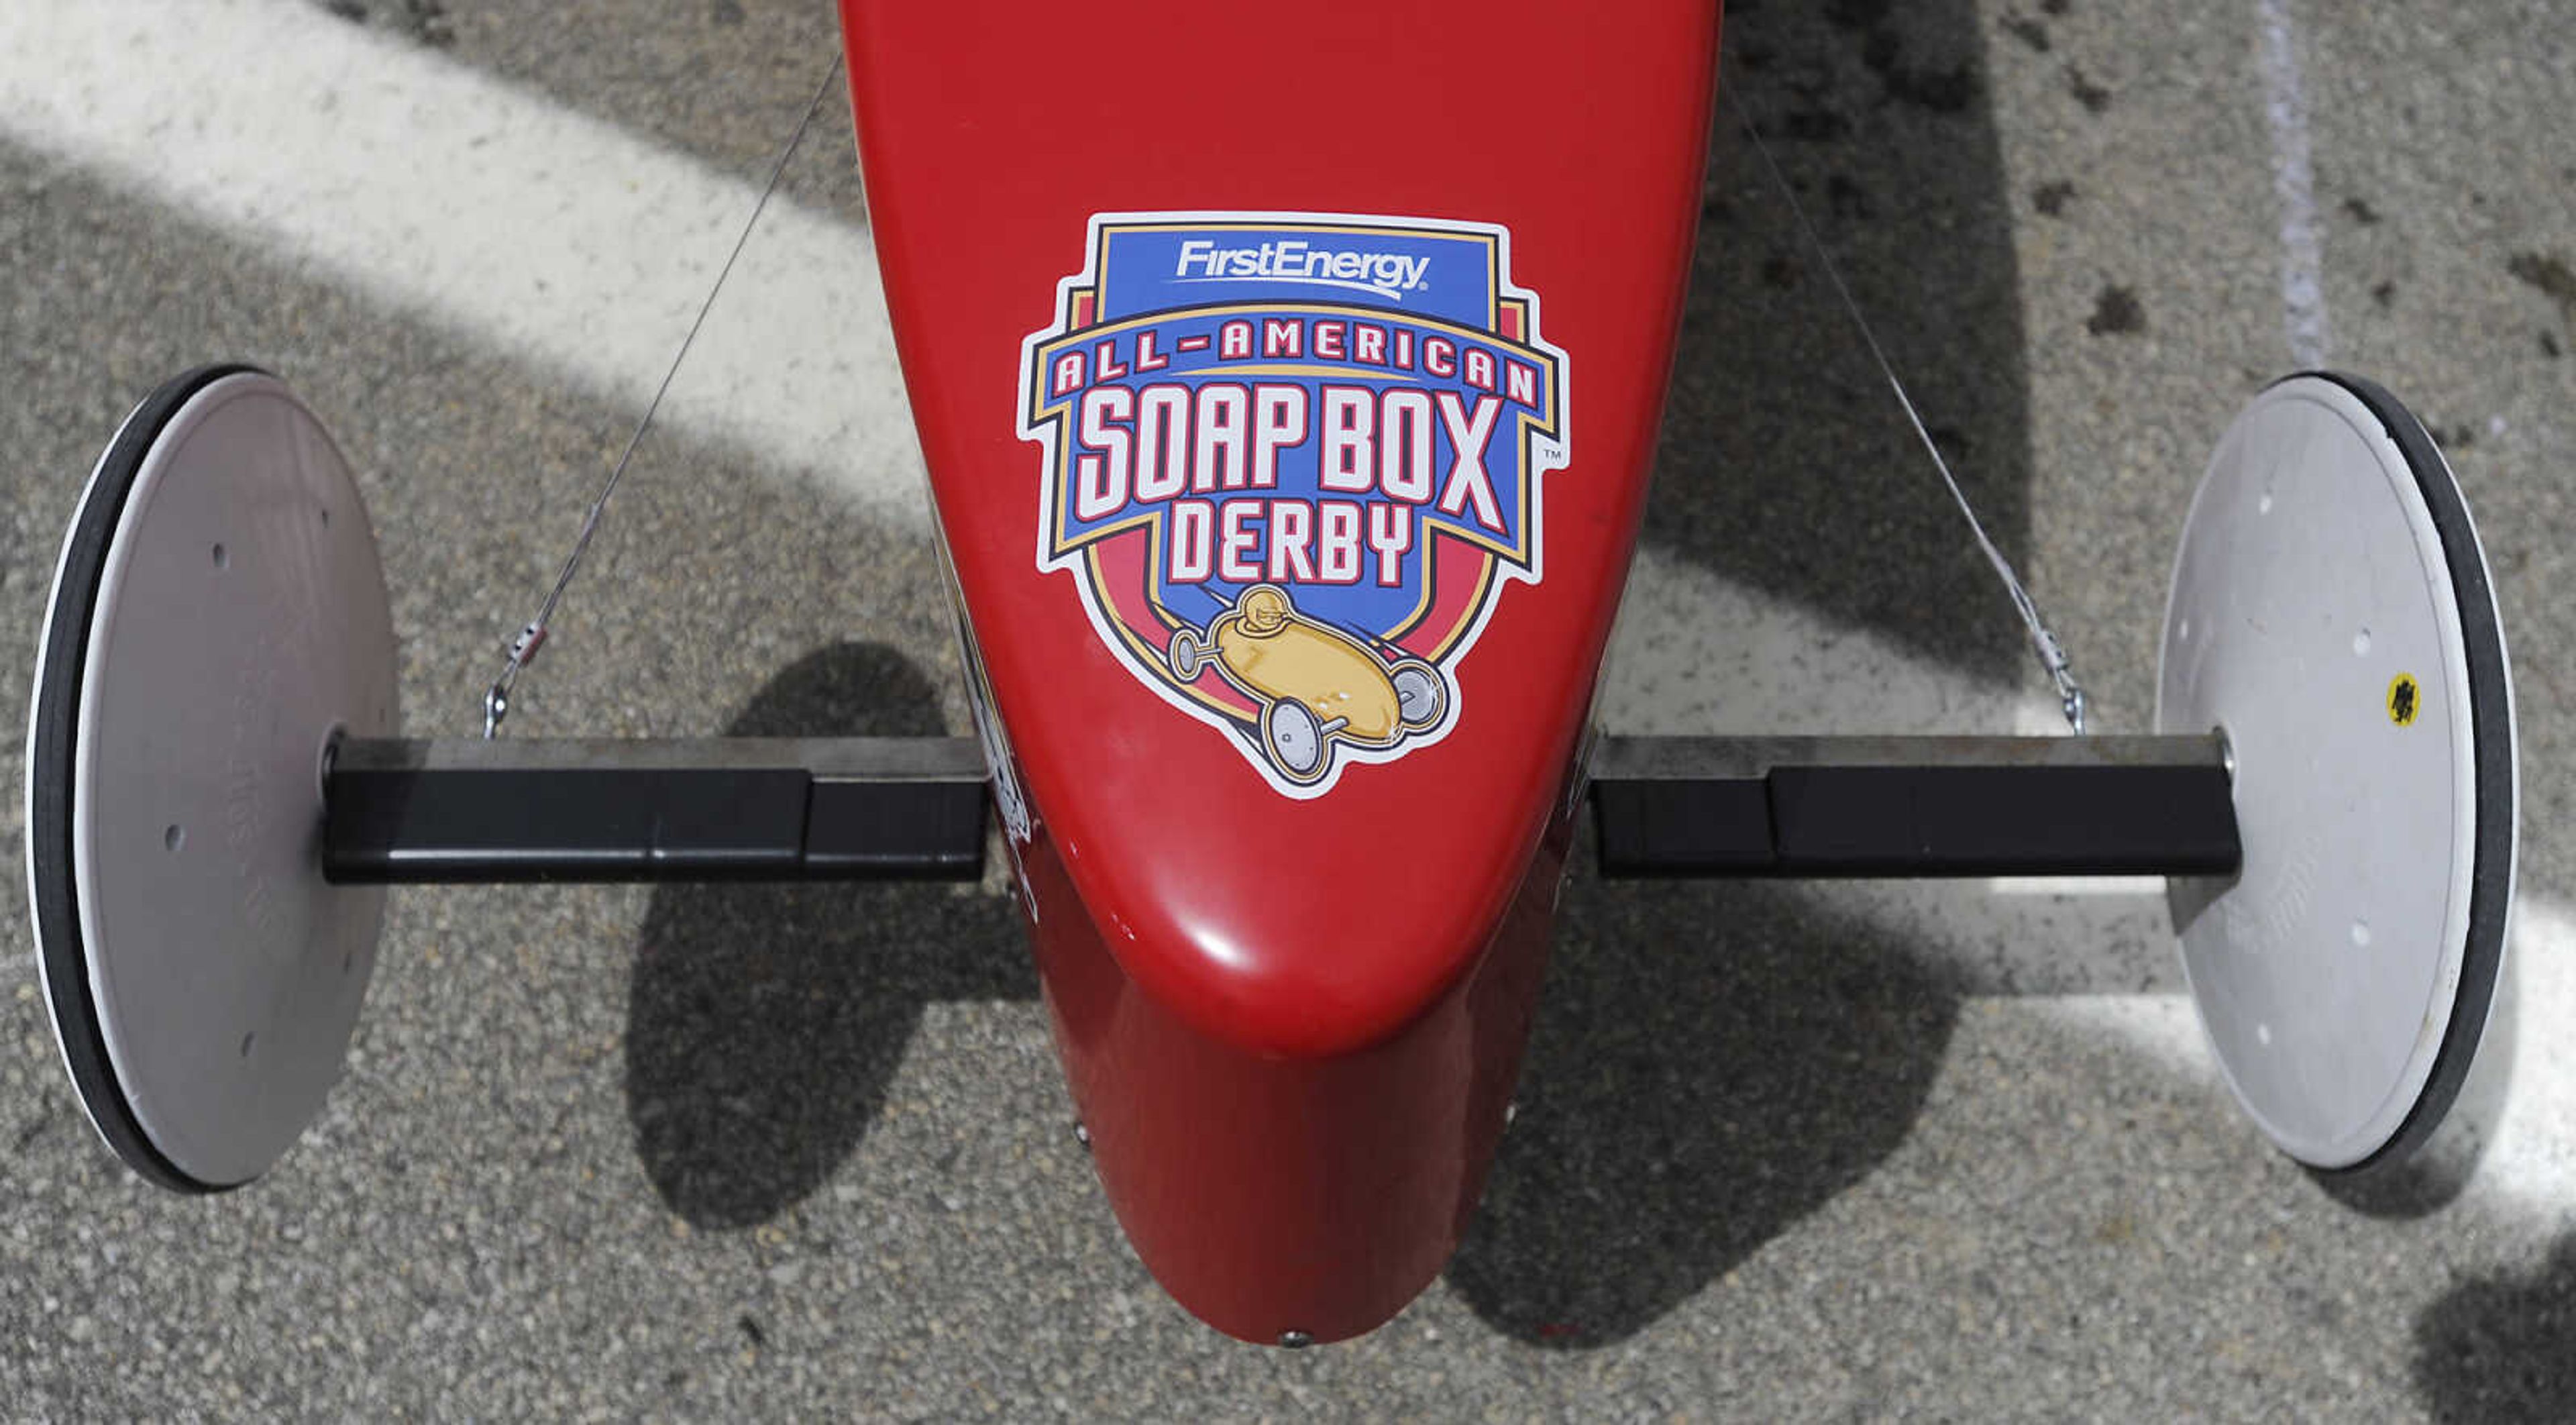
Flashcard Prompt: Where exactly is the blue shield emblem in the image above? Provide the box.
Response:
[1019,212,1570,796]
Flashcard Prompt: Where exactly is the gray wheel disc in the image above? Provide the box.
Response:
[2157,373,2515,1171]
[25,368,398,1190]
[1263,700,1326,780]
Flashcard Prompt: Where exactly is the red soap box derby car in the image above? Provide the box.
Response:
[23,0,2518,1347]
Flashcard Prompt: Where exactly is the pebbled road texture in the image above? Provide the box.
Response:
[1,1,2571,1418]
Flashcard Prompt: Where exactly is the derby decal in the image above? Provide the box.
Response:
[1018,212,1569,796]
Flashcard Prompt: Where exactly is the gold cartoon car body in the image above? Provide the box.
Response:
[1169,586,1449,784]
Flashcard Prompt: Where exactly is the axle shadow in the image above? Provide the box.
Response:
[622,642,1032,1229]
[2412,1230,2576,1422]
[1650,0,2037,680]
[621,648,1968,1324]
[1443,856,1960,1347]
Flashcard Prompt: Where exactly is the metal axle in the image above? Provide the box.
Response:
[1587,733,2239,879]
[323,737,987,884]
[319,733,2240,886]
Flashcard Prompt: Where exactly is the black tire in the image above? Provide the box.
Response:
[28,365,267,1194]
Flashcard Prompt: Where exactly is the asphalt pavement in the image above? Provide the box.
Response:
[1,1,2573,1418]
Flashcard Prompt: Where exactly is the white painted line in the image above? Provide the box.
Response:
[2037,992,2214,1083]
[2476,900,2576,1222]
[2031,897,2576,1226]
[1989,876,2167,897]
[0,0,928,523]
[2256,0,2333,368]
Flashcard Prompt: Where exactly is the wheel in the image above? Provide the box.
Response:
[1170,627,1205,681]
[1389,661,1448,731]
[1261,700,1330,783]
[2158,372,2514,1174]
[26,367,398,1191]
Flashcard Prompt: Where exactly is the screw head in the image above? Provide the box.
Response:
[1278,1330,1314,1350]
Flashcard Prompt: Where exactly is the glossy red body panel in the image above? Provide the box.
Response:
[843,0,1717,1339]
[1023,804,1571,1342]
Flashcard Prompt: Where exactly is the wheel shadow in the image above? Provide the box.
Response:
[622,641,1032,1229]
[2412,1230,2576,1422]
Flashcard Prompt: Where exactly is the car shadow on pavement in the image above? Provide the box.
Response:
[1444,860,1960,1347]
[1649,0,2036,682]
[2412,1230,2576,1423]
[622,641,1033,1230]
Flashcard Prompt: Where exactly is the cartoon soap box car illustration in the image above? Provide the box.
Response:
[1168,586,1450,784]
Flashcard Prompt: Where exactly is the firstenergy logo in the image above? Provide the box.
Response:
[1173,238,1433,302]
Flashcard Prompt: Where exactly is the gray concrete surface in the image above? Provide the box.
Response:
[1,0,2573,1418]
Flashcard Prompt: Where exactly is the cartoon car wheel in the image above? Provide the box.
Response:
[1262,700,1330,784]
[1389,660,1447,731]
[1192,586,1450,784]
[1170,627,1206,682]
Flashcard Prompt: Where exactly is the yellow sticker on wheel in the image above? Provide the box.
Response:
[2387,673,2422,727]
